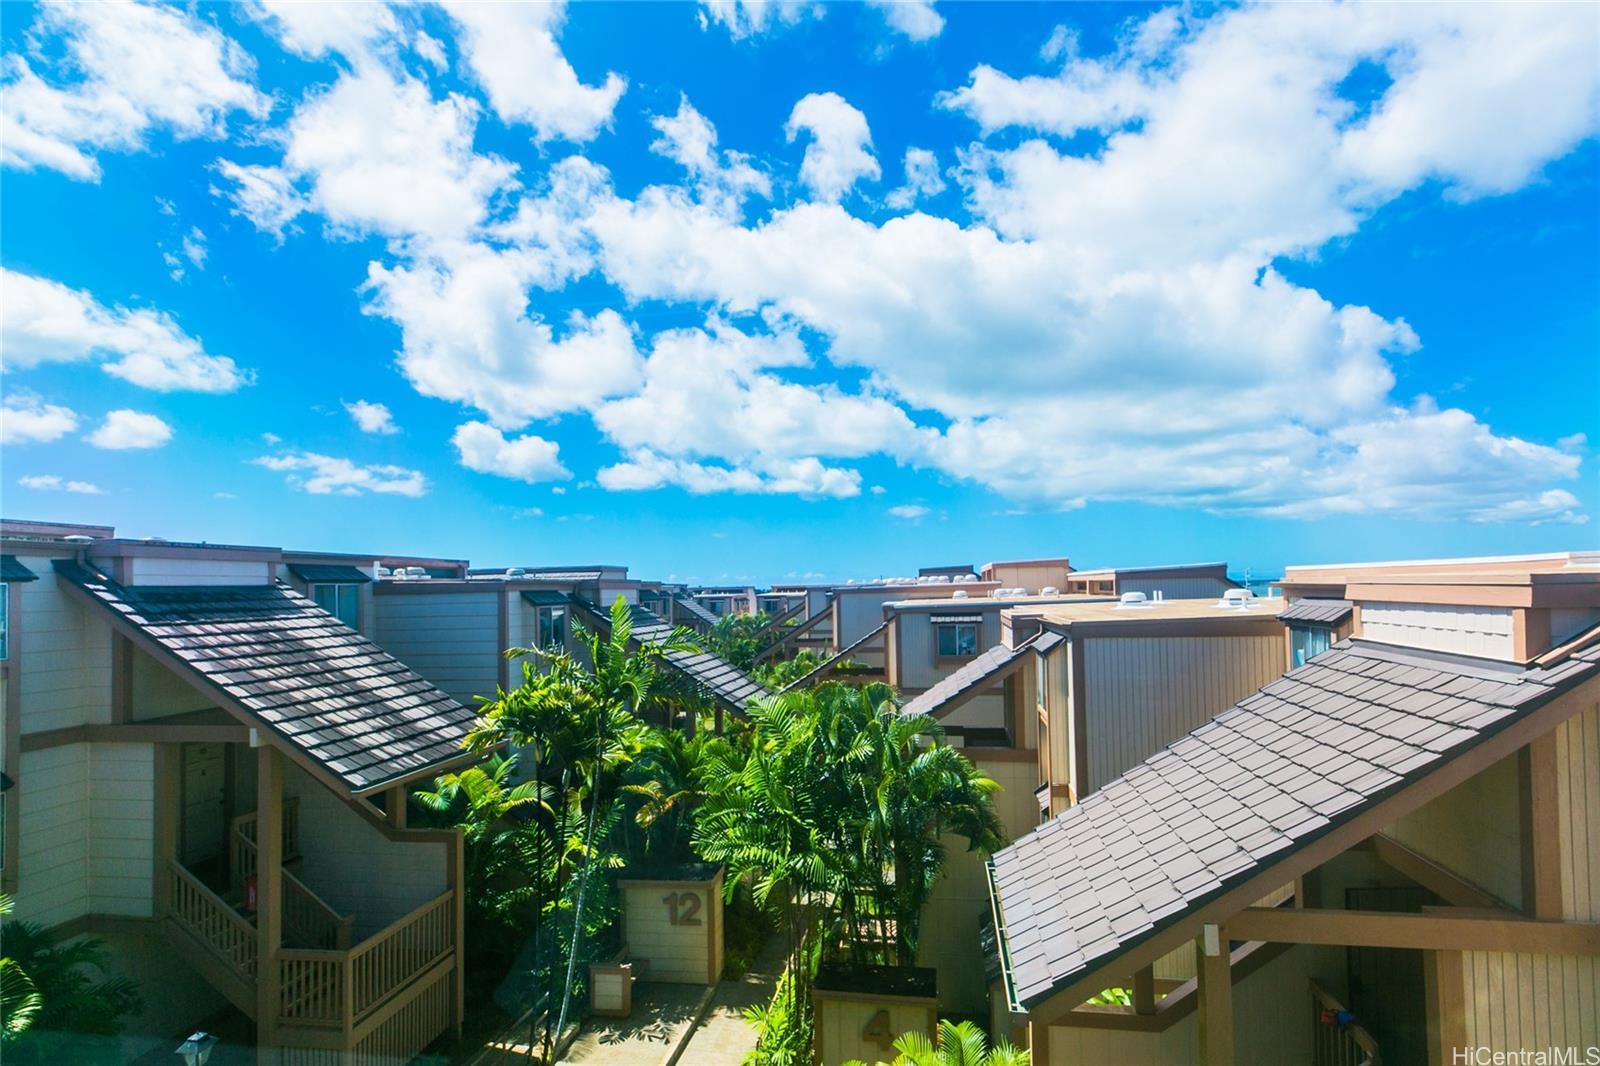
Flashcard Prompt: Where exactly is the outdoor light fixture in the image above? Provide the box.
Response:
[175,1031,219,1066]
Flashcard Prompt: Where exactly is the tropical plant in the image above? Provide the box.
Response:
[706,612,777,671]
[0,896,140,1065]
[697,682,1004,1064]
[465,596,699,1061]
[753,648,828,689]
[412,754,551,994]
[843,1019,1030,1066]
[619,727,728,862]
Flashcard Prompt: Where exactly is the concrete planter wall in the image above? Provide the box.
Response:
[616,862,726,985]
[812,962,938,1066]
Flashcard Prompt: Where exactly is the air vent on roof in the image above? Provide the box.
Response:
[61,534,95,544]
[1216,588,1255,610]
[505,567,527,578]
[951,590,969,599]
[1041,586,1059,596]
[1116,591,1151,609]
[376,566,393,577]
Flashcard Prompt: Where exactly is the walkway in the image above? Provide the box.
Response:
[675,935,787,1065]
[561,981,712,1066]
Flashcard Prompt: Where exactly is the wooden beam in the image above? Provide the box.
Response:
[385,784,407,829]
[255,745,283,1060]
[1522,734,1564,919]
[1195,925,1233,1066]
[1226,906,1600,955]
[1368,832,1512,911]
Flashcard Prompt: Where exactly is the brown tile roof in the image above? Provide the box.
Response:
[1280,598,1354,625]
[55,561,476,794]
[990,638,1600,1010]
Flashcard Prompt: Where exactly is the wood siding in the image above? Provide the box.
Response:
[618,877,722,984]
[1119,576,1235,600]
[917,755,1037,1013]
[1555,703,1600,921]
[814,993,935,1066]
[14,743,90,926]
[1457,952,1599,1052]
[894,611,1003,691]
[1081,634,1284,793]
[1360,602,1516,660]
[17,558,110,734]
[371,590,499,707]
[283,762,447,938]
[1388,752,1524,909]
[88,743,154,916]
[127,557,273,586]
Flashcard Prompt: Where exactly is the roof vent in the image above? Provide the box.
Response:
[61,534,96,544]
[1217,588,1255,610]
[1117,591,1151,609]
[376,566,393,577]
[1040,586,1059,596]
[951,590,969,599]
[505,567,527,578]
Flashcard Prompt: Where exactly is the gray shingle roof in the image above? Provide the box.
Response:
[286,563,373,584]
[522,589,571,607]
[56,561,477,794]
[1,555,39,582]
[780,621,887,692]
[671,593,720,628]
[574,599,771,712]
[991,638,1600,1010]
[1281,598,1354,625]
[901,642,1026,718]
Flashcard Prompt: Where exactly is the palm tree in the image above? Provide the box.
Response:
[621,727,728,861]
[0,896,139,1065]
[844,1019,1030,1066]
[466,596,699,1061]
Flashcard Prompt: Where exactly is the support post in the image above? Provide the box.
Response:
[1133,964,1156,1016]
[1522,735,1564,919]
[255,744,283,1061]
[385,783,407,829]
[1196,924,1233,1066]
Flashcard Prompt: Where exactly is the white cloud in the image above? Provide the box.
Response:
[598,451,860,498]
[441,1,625,143]
[182,227,207,269]
[867,0,943,42]
[1,0,267,180]
[885,147,945,209]
[2,269,250,392]
[888,504,930,519]
[253,451,427,497]
[364,242,642,427]
[270,64,515,242]
[87,409,173,450]
[452,422,571,483]
[248,0,400,59]
[211,161,307,238]
[593,321,917,483]
[557,3,1592,525]
[414,31,448,71]
[650,95,770,213]
[19,474,104,495]
[698,0,821,39]
[2,393,79,444]
[785,92,880,203]
[345,399,399,435]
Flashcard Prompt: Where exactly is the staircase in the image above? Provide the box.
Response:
[161,803,456,1062]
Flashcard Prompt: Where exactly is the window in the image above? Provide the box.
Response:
[537,605,566,650]
[311,583,360,630]
[936,623,978,658]
[1290,625,1333,667]
[0,581,8,660]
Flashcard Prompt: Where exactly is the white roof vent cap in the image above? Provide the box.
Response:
[505,567,527,577]
[1041,586,1059,596]
[1217,588,1255,610]
[951,589,969,599]
[1117,591,1150,608]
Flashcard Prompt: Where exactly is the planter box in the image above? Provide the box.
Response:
[617,862,725,985]
[812,962,938,1066]
[588,947,638,1017]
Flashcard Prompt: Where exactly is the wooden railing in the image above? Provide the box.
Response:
[1311,980,1381,1066]
[277,889,455,1030]
[232,826,352,950]
[168,859,257,981]
[231,796,301,882]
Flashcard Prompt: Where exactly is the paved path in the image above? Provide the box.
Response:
[675,935,788,1065]
[561,981,712,1066]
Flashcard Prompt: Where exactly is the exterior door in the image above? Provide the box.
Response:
[180,742,226,866]
[1346,884,1433,1066]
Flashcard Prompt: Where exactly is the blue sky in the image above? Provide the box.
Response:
[2,0,1596,583]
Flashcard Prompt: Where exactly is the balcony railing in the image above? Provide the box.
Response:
[230,797,301,876]
[232,825,353,950]
[1311,980,1381,1066]
[278,889,456,1029]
